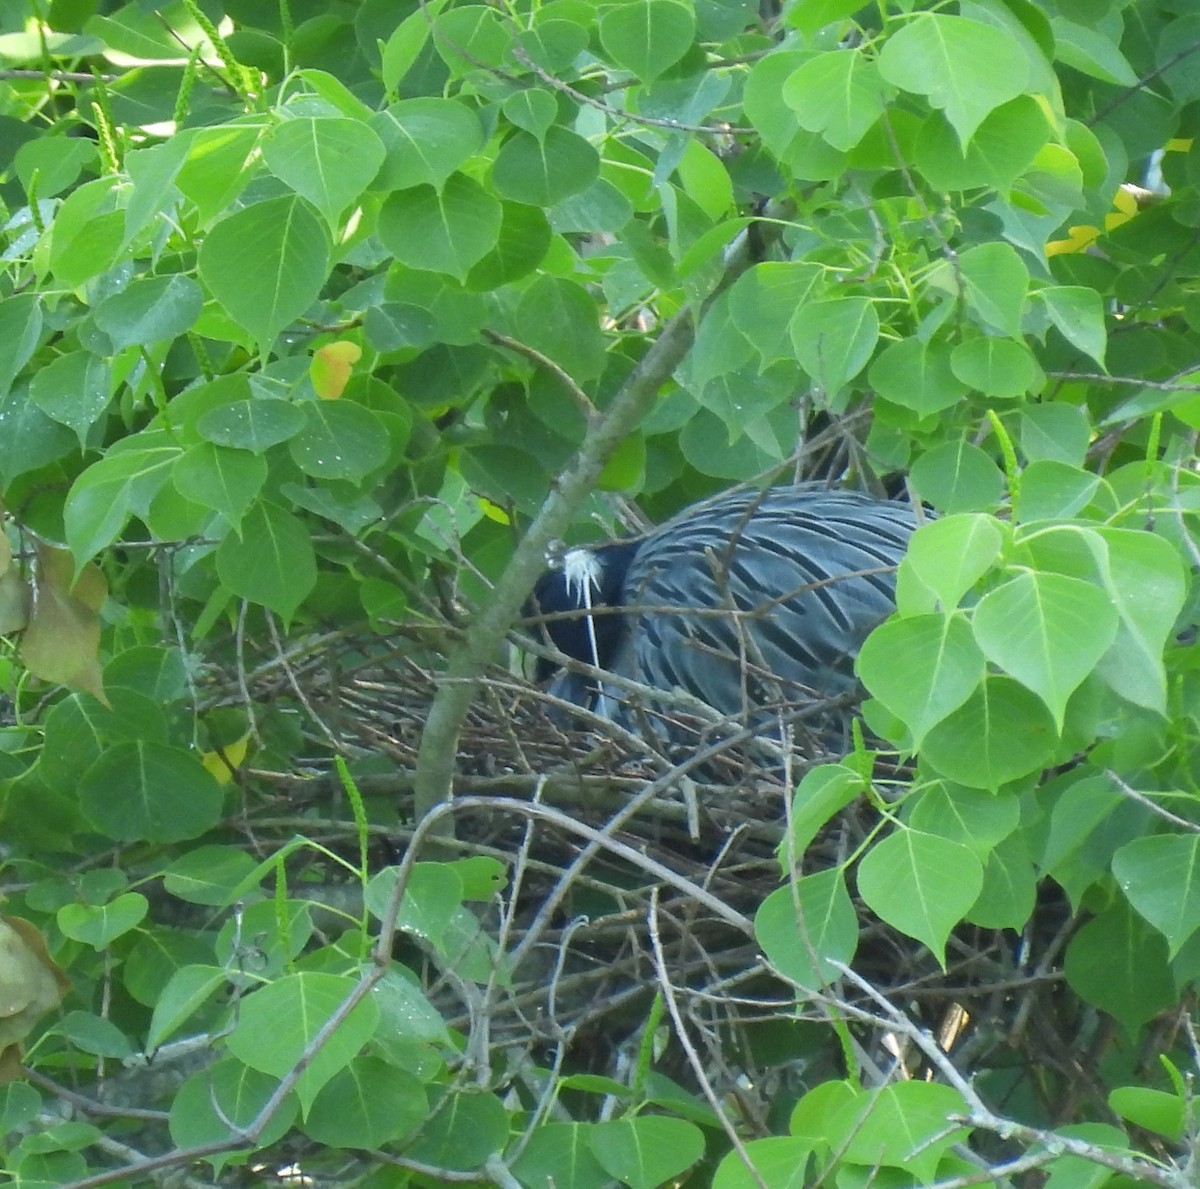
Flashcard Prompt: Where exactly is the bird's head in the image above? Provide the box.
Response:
[529,540,638,680]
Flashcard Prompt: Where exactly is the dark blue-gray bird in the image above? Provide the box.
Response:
[530,484,922,750]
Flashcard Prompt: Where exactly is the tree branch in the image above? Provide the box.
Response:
[412,239,757,825]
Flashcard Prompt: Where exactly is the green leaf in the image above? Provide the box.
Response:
[372,98,486,191]
[1008,463,1099,523]
[503,88,559,140]
[29,350,111,444]
[728,262,823,365]
[921,675,1058,790]
[972,570,1118,729]
[857,613,986,747]
[195,399,307,453]
[492,127,601,207]
[914,96,1049,190]
[262,116,385,227]
[833,1081,970,1182]
[0,383,77,485]
[966,835,1038,930]
[63,434,182,561]
[215,499,318,622]
[1064,901,1175,1034]
[14,136,95,198]
[598,0,696,82]
[788,0,864,35]
[857,830,982,965]
[147,965,229,1050]
[937,242,1029,338]
[78,742,224,842]
[303,1056,428,1149]
[173,442,267,527]
[1036,285,1107,368]
[378,175,502,281]
[878,14,1030,146]
[911,439,1005,513]
[58,1011,134,1059]
[1051,16,1139,86]
[123,135,190,245]
[466,200,552,289]
[175,125,260,224]
[782,49,889,150]
[289,401,391,483]
[511,1122,611,1189]
[380,0,447,92]
[431,5,511,76]
[1019,403,1091,466]
[512,276,607,383]
[755,869,858,989]
[1040,774,1133,911]
[590,1116,705,1189]
[0,294,43,397]
[898,514,1005,613]
[790,296,878,398]
[163,846,259,907]
[197,195,330,352]
[370,966,451,1044]
[405,1089,509,1170]
[1113,834,1200,957]
[868,337,967,417]
[170,1059,298,1172]
[908,782,1020,856]
[786,764,865,858]
[712,1137,812,1189]
[1092,527,1185,713]
[227,973,380,1113]
[950,336,1042,398]
[57,893,148,949]
[365,863,464,954]
[1107,1086,1185,1143]
[93,274,203,353]
[48,176,124,286]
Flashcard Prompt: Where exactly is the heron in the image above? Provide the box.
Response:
[529,483,922,754]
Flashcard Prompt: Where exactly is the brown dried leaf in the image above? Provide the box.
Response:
[0,916,69,1053]
[20,544,109,704]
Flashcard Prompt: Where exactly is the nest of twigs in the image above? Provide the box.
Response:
[225,628,1096,1127]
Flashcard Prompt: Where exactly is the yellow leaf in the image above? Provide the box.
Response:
[201,732,250,783]
[478,497,511,525]
[311,340,363,400]
[1046,223,1100,256]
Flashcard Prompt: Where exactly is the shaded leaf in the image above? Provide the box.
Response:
[78,742,224,843]
[214,500,317,622]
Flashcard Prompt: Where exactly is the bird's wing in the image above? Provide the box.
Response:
[615,490,918,716]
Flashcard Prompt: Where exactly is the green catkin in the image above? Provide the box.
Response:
[89,102,120,174]
[173,43,201,129]
[986,409,1020,509]
[181,0,250,102]
[27,169,44,235]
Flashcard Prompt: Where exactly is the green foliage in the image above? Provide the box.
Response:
[3,0,1200,1186]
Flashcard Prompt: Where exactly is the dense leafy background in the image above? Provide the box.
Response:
[3,0,1200,1185]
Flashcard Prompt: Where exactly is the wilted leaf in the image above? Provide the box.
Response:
[21,544,108,703]
[0,915,70,1077]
